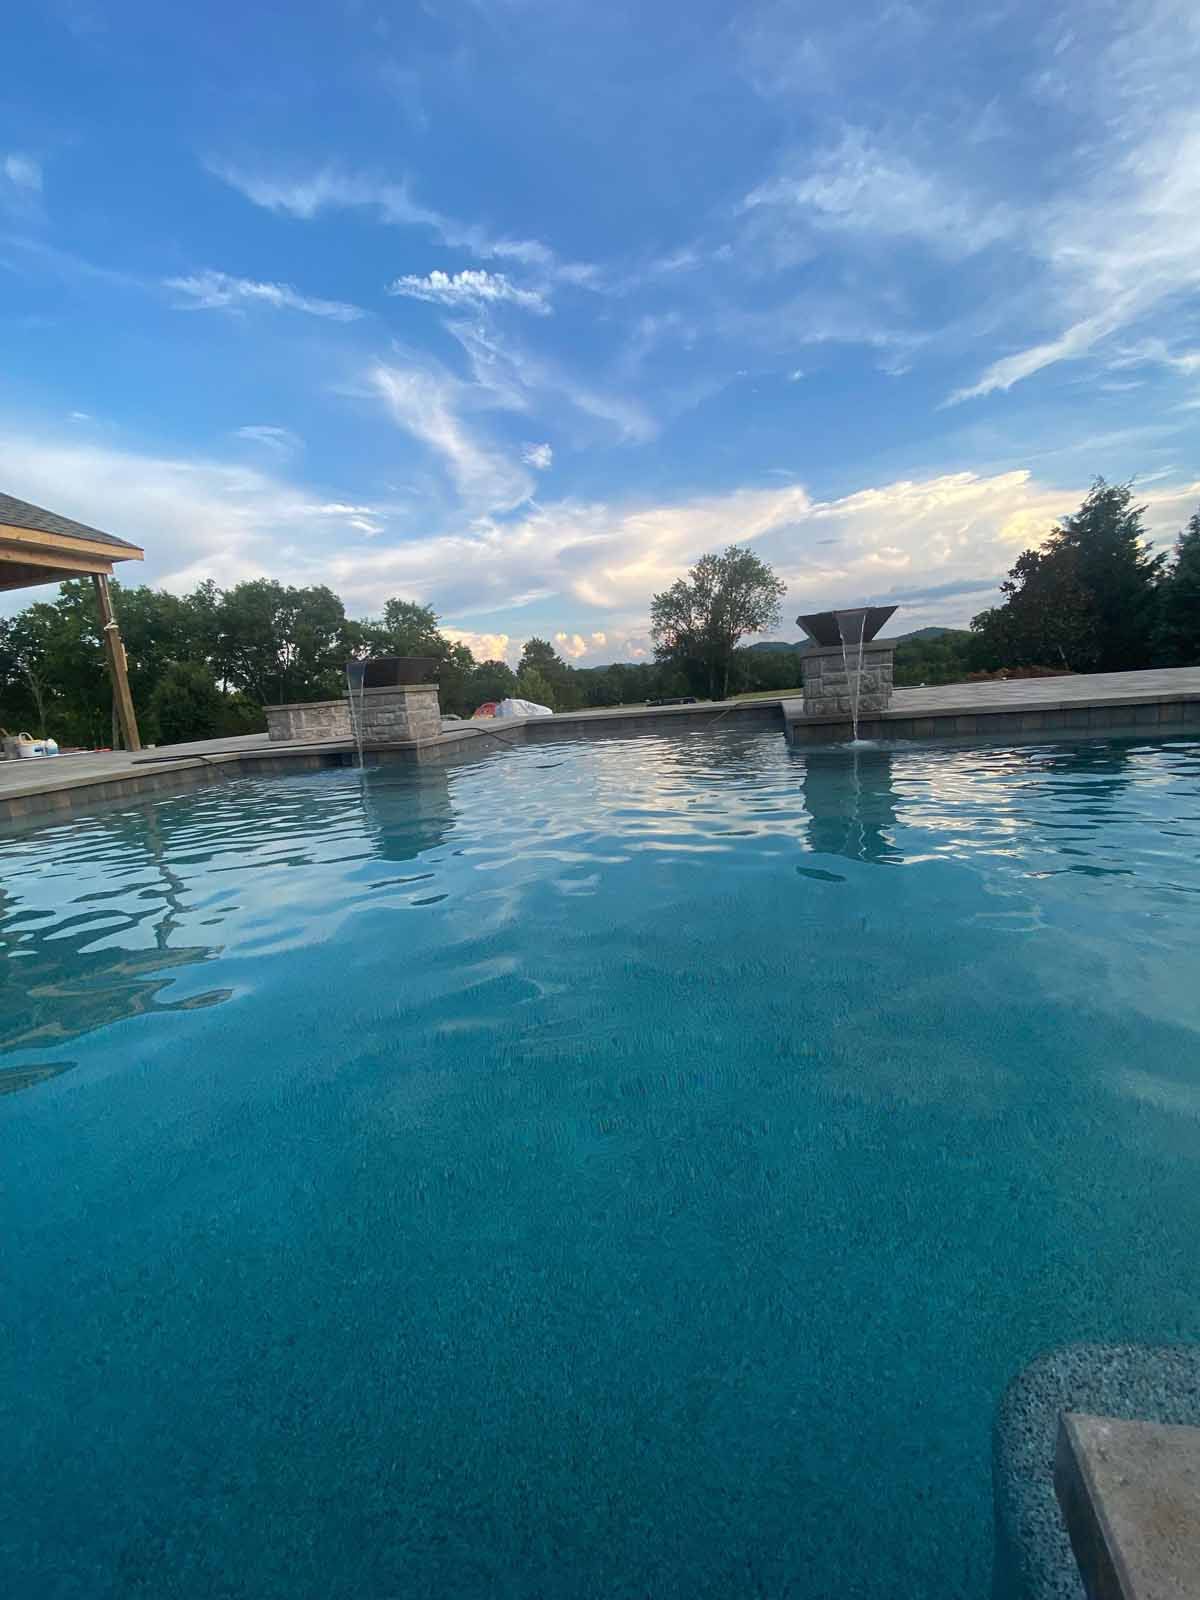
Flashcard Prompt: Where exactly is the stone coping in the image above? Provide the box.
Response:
[783,686,1200,728]
[265,697,347,712]
[1055,1412,1200,1600]
[262,684,440,712]
[799,640,897,661]
[993,1344,1200,1600]
[357,682,439,696]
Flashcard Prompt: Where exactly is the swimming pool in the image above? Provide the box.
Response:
[4,731,1200,1598]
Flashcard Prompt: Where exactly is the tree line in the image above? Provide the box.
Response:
[1,479,1196,746]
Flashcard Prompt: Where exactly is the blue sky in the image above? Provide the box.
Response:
[2,0,1198,664]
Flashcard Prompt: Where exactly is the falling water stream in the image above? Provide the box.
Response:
[837,609,869,741]
[345,663,367,770]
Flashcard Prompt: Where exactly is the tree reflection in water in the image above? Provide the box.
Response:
[0,765,456,1092]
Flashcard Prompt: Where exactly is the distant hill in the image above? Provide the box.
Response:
[745,627,959,653]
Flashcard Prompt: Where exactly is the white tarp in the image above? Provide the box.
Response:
[494,697,554,719]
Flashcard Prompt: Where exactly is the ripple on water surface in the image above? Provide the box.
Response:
[2,730,1200,1599]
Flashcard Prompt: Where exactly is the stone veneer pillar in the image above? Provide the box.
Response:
[358,682,442,746]
[800,641,895,719]
[266,699,353,743]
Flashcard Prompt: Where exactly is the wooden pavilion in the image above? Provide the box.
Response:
[0,491,143,750]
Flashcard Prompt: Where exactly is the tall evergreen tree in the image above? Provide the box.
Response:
[1157,509,1200,666]
[971,480,1164,673]
[1051,479,1165,671]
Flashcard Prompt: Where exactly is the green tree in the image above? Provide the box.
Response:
[891,630,976,687]
[465,658,518,710]
[358,598,478,714]
[215,580,349,704]
[730,645,806,693]
[516,637,584,709]
[148,662,225,745]
[375,598,446,655]
[970,544,1096,671]
[0,585,108,744]
[514,664,557,708]
[1053,479,1165,670]
[518,638,563,676]
[971,480,1165,674]
[110,582,212,728]
[1157,509,1200,666]
[0,610,54,733]
[186,578,224,672]
[650,545,786,698]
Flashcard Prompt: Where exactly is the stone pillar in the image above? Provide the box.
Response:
[800,642,895,719]
[266,699,353,743]
[358,683,442,747]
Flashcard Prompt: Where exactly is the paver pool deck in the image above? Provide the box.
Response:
[2,664,1199,825]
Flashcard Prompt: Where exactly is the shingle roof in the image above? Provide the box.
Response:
[0,492,141,552]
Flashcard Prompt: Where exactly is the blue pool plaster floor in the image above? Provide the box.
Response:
[3,731,1200,1598]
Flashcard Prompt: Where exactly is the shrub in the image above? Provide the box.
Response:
[147,662,225,745]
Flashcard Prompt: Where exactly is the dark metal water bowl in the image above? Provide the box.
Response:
[796,606,897,647]
[346,656,439,689]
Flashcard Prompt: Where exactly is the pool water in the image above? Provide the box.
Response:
[4,731,1200,1599]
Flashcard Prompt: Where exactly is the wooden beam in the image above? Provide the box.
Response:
[0,561,115,593]
[0,542,116,578]
[92,572,142,752]
[0,521,144,564]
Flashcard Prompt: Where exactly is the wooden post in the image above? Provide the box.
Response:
[92,573,141,751]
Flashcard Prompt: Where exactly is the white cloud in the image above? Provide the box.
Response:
[315,468,1131,637]
[236,424,303,455]
[554,630,608,660]
[211,162,559,267]
[0,428,385,602]
[952,8,1200,400]
[3,418,1195,652]
[1111,339,1200,378]
[443,629,516,665]
[370,362,534,515]
[388,268,551,315]
[448,321,657,443]
[165,270,363,321]
[209,162,602,290]
[948,308,1133,403]
[3,153,42,192]
[745,127,1012,258]
[522,442,553,470]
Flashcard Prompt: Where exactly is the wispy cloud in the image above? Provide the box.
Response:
[388,268,550,315]
[744,127,1012,259]
[370,361,534,515]
[166,270,363,321]
[3,153,42,192]
[236,424,303,455]
[522,441,553,470]
[211,162,562,268]
[951,8,1200,400]
[448,320,657,443]
[736,2,931,101]
[0,426,383,597]
[1110,338,1200,378]
[947,307,1133,404]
